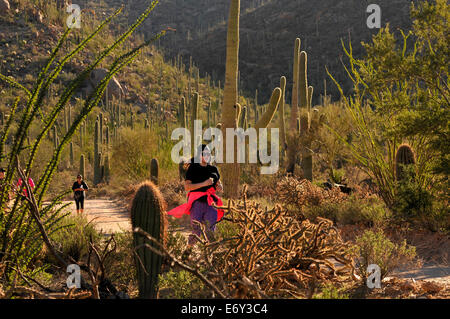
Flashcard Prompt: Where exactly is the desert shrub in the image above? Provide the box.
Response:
[49,214,101,262]
[313,283,349,299]
[277,177,391,227]
[351,229,416,281]
[158,270,205,299]
[111,127,158,182]
[394,176,433,221]
[166,231,187,258]
[103,231,137,292]
[216,219,239,239]
[304,195,391,227]
[277,177,346,212]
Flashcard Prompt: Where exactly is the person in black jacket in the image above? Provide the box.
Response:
[72,174,89,214]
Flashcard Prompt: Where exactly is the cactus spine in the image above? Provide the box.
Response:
[131,182,167,299]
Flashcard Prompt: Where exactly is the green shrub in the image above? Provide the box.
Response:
[351,229,416,281]
[166,231,187,257]
[158,270,205,299]
[313,283,349,299]
[103,231,137,291]
[216,220,239,239]
[303,195,390,227]
[49,214,101,262]
[394,175,434,221]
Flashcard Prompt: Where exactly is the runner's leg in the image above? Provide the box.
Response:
[75,198,80,213]
[188,201,206,246]
[204,205,218,241]
[80,197,84,213]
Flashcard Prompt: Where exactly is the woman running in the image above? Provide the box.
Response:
[168,144,224,246]
[72,174,89,214]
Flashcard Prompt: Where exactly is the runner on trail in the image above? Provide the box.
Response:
[167,144,224,247]
[72,174,89,214]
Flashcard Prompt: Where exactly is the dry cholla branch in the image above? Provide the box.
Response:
[276,176,347,211]
[186,185,357,298]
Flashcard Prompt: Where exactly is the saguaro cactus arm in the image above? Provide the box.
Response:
[254,87,282,130]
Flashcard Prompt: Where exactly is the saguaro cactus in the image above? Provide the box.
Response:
[79,154,85,178]
[395,144,416,182]
[150,158,159,185]
[221,0,282,197]
[221,0,242,198]
[93,120,101,185]
[190,92,199,154]
[179,96,186,128]
[131,181,167,299]
[286,38,301,174]
[103,154,110,184]
[69,142,74,167]
[279,76,287,154]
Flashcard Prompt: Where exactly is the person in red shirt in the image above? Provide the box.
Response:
[168,144,224,247]
[16,170,35,200]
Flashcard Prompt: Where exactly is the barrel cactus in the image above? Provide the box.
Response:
[131,181,167,299]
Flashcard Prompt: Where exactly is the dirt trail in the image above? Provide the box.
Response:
[63,199,131,234]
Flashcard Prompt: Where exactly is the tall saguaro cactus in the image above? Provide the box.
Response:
[179,96,187,128]
[279,76,287,154]
[131,182,167,299]
[79,154,85,179]
[93,120,101,185]
[221,0,241,199]
[190,92,199,155]
[286,38,301,174]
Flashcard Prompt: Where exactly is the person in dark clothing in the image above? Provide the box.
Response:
[72,174,89,214]
[184,144,223,246]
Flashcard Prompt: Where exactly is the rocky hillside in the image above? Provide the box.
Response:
[127,0,418,103]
